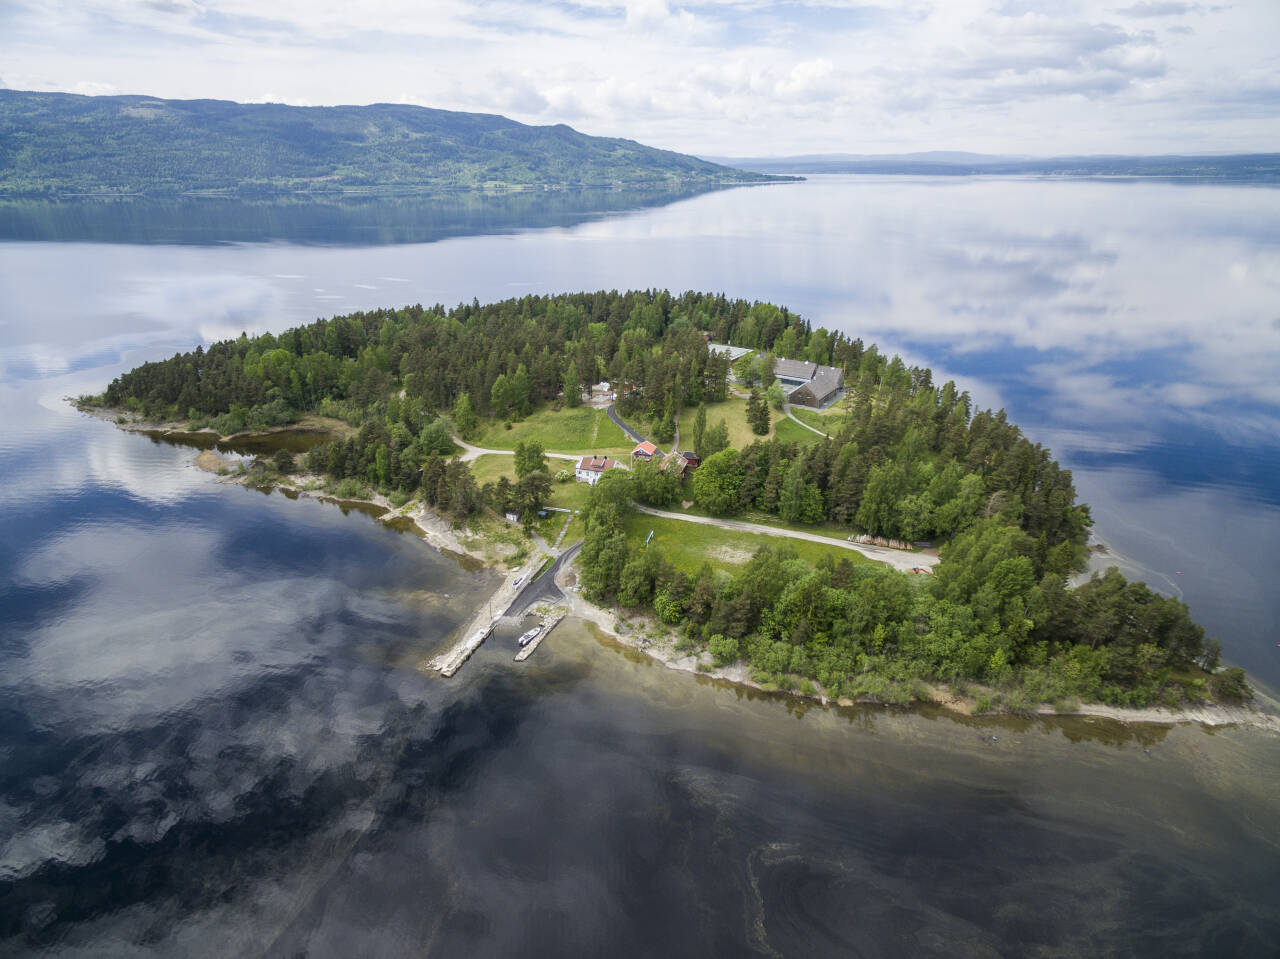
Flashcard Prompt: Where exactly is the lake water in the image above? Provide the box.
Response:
[2,179,1278,955]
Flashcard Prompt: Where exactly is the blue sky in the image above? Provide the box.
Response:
[2,0,1277,155]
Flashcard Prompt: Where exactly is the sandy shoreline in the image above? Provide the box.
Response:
[552,563,1280,732]
[103,405,1279,733]
[95,402,505,566]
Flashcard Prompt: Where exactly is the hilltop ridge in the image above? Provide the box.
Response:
[0,90,785,196]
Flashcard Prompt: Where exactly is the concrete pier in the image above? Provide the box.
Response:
[427,556,540,677]
[514,608,566,662]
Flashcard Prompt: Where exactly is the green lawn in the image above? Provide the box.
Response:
[773,417,824,446]
[619,512,869,575]
[469,452,593,514]
[477,406,631,455]
[468,453,518,486]
[788,406,836,433]
[665,501,868,542]
[548,479,593,513]
[675,396,774,452]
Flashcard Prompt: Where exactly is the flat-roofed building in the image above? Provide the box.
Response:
[707,343,754,363]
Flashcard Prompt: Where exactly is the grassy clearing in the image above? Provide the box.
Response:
[469,453,518,486]
[547,479,593,513]
[469,451,592,513]
[619,512,868,575]
[788,407,836,433]
[664,500,869,544]
[477,406,631,455]
[773,417,824,446]
[675,395,769,451]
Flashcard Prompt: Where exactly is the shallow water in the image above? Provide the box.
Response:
[2,180,1278,955]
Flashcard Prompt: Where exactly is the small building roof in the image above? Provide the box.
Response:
[806,366,843,398]
[660,451,690,474]
[633,441,658,456]
[773,358,818,382]
[707,343,754,362]
[577,455,617,472]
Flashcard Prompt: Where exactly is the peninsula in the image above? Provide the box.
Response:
[82,290,1255,717]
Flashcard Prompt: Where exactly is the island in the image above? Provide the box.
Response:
[80,289,1256,719]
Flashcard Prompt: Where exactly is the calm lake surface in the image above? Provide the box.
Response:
[2,178,1278,956]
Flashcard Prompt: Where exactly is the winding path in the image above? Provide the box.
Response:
[782,403,830,438]
[632,505,938,572]
[451,436,580,464]
[607,404,665,456]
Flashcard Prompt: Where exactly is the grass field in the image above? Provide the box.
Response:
[477,406,631,455]
[773,417,824,446]
[788,406,836,433]
[619,512,869,575]
[469,453,594,515]
[674,396,772,452]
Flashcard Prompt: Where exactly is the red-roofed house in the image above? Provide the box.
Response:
[663,450,702,478]
[632,441,658,461]
[575,455,619,485]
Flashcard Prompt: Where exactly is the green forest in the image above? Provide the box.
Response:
[0,90,778,196]
[93,289,1248,710]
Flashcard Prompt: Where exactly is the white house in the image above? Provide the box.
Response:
[575,455,620,485]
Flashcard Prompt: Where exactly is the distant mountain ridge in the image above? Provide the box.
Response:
[704,151,1280,179]
[0,90,783,196]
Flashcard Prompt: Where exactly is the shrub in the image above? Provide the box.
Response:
[272,449,296,473]
[335,477,366,499]
[973,694,995,714]
[1210,667,1252,702]
[653,590,684,625]
[708,634,739,667]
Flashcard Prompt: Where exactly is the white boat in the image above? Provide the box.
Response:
[517,626,541,647]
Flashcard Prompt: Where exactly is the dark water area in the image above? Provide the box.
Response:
[0,186,729,247]
[137,427,335,456]
[2,178,1279,955]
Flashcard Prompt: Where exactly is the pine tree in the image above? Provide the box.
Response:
[747,388,770,435]
[564,360,581,407]
[692,403,707,457]
[452,392,477,438]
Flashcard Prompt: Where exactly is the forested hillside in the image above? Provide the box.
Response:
[95,289,1243,709]
[0,90,778,196]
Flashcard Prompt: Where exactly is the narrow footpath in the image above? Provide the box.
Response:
[783,403,830,438]
[632,505,938,572]
[451,436,579,463]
